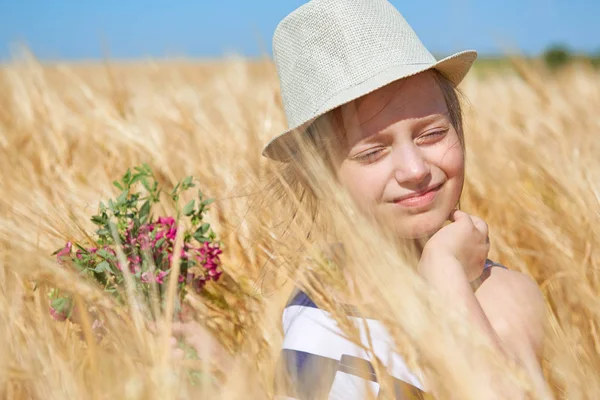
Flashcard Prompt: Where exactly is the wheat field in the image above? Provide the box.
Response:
[1,52,600,399]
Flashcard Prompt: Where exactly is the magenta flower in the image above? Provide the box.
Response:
[166,227,177,240]
[141,272,151,283]
[49,168,225,324]
[49,306,68,321]
[128,255,141,269]
[156,270,168,284]
[139,234,152,251]
[56,242,73,265]
[158,216,175,226]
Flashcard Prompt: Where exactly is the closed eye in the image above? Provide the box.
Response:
[417,128,449,144]
[352,148,385,163]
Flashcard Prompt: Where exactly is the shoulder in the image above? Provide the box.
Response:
[476,265,546,355]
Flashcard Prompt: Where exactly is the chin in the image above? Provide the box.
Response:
[394,210,449,239]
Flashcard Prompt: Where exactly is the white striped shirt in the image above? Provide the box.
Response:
[277,259,505,399]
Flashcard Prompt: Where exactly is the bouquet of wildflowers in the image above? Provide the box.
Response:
[50,164,223,322]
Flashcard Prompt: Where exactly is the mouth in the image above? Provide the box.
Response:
[393,184,443,208]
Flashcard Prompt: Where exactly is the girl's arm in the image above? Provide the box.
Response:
[475,266,550,397]
[419,252,549,398]
[418,211,550,398]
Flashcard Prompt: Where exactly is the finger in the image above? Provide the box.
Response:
[172,347,185,361]
[171,322,186,339]
[469,215,489,238]
[448,209,469,223]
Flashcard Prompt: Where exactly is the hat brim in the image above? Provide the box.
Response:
[262,50,477,161]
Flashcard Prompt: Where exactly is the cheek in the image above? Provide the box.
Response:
[338,164,387,209]
[430,138,465,206]
[439,144,464,179]
[429,134,465,181]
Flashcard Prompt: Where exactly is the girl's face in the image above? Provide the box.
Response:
[333,71,464,238]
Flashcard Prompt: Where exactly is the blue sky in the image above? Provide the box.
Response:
[0,0,598,61]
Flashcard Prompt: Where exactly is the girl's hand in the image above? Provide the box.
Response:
[422,210,490,282]
[170,320,231,369]
[169,335,186,361]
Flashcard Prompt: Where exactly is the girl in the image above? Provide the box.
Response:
[260,0,549,398]
[173,0,549,398]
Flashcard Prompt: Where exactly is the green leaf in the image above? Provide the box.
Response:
[123,169,132,186]
[194,232,209,243]
[171,181,181,195]
[200,223,210,234]
[153,188,162,202]
[113,181,124,191]
[141,177,151,192]
[91,215,107,226]
[155,237,167,249]
[183,200,195,216]
[74,243,85,250]
[116,190,128,206]
[51,297,67,311]
[182,176,193,189]
[139,200,151,223]
[130,173,145,185]
[202,198,215,207]
[94,261,110,273]
[97,249,114,260]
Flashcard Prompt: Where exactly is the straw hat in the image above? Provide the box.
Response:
[262,0,477,160]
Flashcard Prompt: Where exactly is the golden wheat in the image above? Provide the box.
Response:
[1,52,599,399]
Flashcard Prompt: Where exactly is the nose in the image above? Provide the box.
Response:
[392,143,431,184]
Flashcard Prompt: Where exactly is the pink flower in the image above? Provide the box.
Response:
[139,223,155,235]
[156,270,168,284]
[186,273,195,284]
[178,275,185,283]
[139,234,152,251]
[158,216,175,226]
[128,255,141,266]
[166,227,177,240]
[91,319,104,331]
[49,306,67,321]
[56,242,73,265]
[195,277,207,292]
[141,272,151,283]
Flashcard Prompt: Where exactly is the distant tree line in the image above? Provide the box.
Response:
[542,44,600,70]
